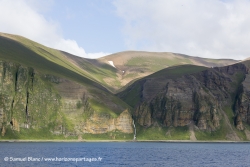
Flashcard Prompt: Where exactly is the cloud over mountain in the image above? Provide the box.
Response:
[0,0,109,58]
[114,0,250,60]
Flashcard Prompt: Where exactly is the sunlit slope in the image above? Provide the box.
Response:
[97,51,238,92]
[100,51,237,71]
[0,33,133,138]
[61,51,119,92]
[0,33,132,120]
[0,33,239,93]
[0,32,131,109]
[0,33,113,91]
[0,33,127,92]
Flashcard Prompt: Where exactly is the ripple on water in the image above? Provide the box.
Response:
[0,142,250,167]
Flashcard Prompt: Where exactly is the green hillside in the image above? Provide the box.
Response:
[1,33,238,94]
[0,33,132,140]
[0,33,117,91]
[1,32,248,141]
[97,51,238,92]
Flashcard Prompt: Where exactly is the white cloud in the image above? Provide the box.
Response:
[86,52,112,59]
[54,39,86,57]
[0,0,107,58]
[114,0,250,60]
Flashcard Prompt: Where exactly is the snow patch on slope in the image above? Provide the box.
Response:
[108,61,116,68]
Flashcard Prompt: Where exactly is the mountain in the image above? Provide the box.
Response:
[118,62,250,140]
[0,32,247,141]
[93,51,238,92]
[0,33,133,140]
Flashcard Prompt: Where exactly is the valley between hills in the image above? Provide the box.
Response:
[1,32,250,141]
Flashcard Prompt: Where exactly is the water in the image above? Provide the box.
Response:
[0,142,250,167]
[132,120,136,140]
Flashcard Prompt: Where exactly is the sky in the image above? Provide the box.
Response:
[1,0,250,60]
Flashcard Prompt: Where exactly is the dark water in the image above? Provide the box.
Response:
[0,142,250,167]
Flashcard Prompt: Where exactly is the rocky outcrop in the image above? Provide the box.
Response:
[1,56,249,140]
[135,103,152,127]
[82,109,133,134]
[122,63,248,132]
[0,108,4,134]
[234,73,250,130]
[0,60,133,138]
[115,109,133,133]
[0,61,62,134]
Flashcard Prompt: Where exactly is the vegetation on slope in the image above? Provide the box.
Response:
[118,65,208,108]
[0,32,247,141]
[0,34,107,91]
[98,51,237,92]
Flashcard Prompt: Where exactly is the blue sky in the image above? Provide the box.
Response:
[43,0,124,54]
[1,0,250,60]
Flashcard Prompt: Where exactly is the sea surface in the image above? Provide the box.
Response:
[0,142,250,167]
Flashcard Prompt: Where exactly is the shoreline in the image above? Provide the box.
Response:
[0,139,250,143]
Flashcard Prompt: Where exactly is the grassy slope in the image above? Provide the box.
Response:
[0,33,244,140]
[97,51,238,93]
[146,64,208,79]
[100,51,238,68]
[0,33,238,93]
[136,125,190,140]
[0,33,131,135]
[0,33,120,92]
[0,34,105,89]
[61,52,119,91]
[0,34,128,94]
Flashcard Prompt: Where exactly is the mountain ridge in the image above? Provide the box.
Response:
[0,32,249,141]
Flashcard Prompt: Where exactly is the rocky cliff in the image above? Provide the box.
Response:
[119,63,249,140]
[234,61,250,131]
[0,61,61,136]
[82,109,133,134]
[0,60,133,139]
[1,60,249,140]
[1,33,249,140]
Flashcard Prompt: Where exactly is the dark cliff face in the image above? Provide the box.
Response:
[234,61,250,130]
[119,63,248,132]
